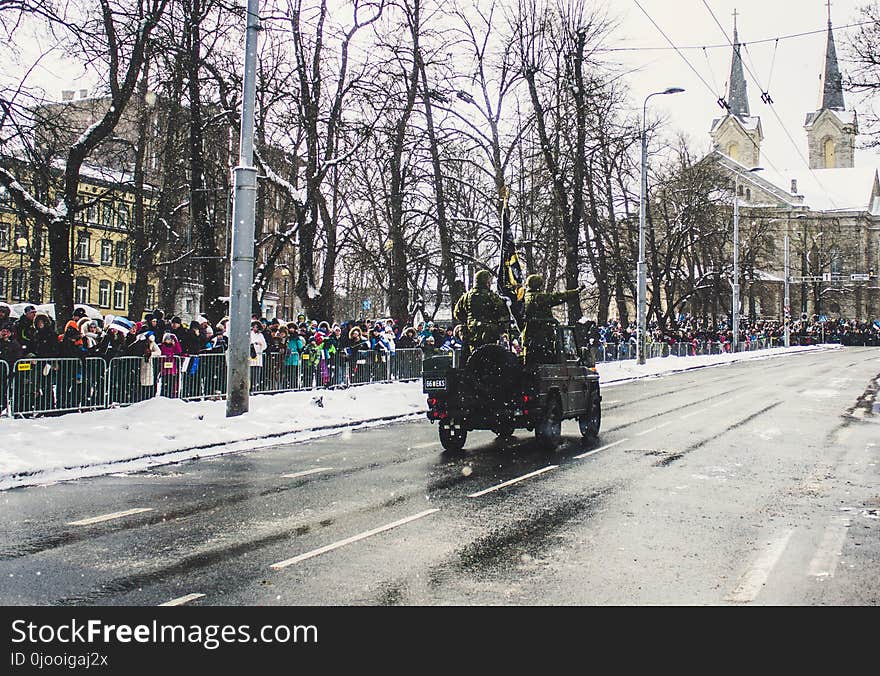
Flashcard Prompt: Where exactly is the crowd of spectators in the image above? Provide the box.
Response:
[590,314,880,349]
[2,302,878,373]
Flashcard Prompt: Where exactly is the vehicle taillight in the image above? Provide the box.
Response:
[522,395,530,403]
[428,397,438,406]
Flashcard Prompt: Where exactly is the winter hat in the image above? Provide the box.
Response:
[23,305,36,314]
[162,332,175,342]
[171,316,182,325]
[72,307,87,318]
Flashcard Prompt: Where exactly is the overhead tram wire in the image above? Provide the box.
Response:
[632,0,724,105]
[701,0,842,210]
[598,20,873,52]
[633,0,786,178]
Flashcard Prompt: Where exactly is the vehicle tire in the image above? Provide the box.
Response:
[579,392,601,439]
[535,396,562,448]
[439,419,467,452]
[494,421,516,439]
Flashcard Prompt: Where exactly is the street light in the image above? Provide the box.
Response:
[15,236,27,301]
[638,87,684,365]
[731,166,763,353]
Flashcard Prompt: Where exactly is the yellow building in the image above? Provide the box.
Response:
[0,165,159,316]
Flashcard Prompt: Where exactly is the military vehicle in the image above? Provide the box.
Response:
[422,324,601,451]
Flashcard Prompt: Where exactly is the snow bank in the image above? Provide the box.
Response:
[0,344,837,490]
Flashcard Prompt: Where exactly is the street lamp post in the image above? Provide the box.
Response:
[731,167,763,353]
[638,87,684,366]
[784,234,790,348]
[225,0,260,418]
[15,236,27,301]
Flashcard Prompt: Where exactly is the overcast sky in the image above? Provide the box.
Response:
[6,0,879,172]
[612,0,879,170]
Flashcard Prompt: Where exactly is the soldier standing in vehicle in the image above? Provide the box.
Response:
[520,274,584,365]
[453,269,509,360]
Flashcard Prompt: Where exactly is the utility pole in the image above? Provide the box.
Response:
[226,0,259,417]
[784,234,790,348]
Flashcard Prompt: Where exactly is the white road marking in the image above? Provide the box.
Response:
[680,408,706,420]
[270,509,440,570]
[67,508,153,526]
[410,441,440,449]
[575,438,628,459]
[635,420,672,437]
[603,400,621,405]
[280,467,332,480]
[467,466,559,498]
[725,529,795,603]
[808,516,850,578]
[159,593,205,607]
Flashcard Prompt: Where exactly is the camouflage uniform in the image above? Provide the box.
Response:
[453,270,509,359]
[520,274,582,364]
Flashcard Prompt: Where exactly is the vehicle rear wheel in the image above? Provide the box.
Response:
[579,392,601,439]
[494,421,515,439]
[439,419,467,452]
[535,396,562,448]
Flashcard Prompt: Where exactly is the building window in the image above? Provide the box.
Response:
[98,280,111,307]
[115,241,127,268]
[86,202,98,224]
[0,267,7,299]
[100,239,113,265]
[101,202,114,228]
[830,248,843,275]
[824,138,836,169]
[113,281,126,310]
[146,285,155,309]
[745,188,751,201]
[0,222,8,250]
[75,276,89,304]
[11,269,26,301]
[726,142,739,162]
[76,231,91,261]
[117,204,130,229]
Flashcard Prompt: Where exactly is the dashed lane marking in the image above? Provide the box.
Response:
[270,509,440,570]
[67,508,154,526]
[809,516,851,578]
[574,438,628,460]
[159,593,206,607]
[280,467,333,480]
[410,441,440,449]
[467,466,559,498]
[635,420,673,437]
[725,529,795,603]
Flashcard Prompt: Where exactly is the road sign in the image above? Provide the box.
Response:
[362,299,372,311]
[818,314,828,323]
[850,273,870,281]
[793,276,823,282]
[822,272,832,282]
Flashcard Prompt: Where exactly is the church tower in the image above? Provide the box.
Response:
[710,14,763,168]
[805,6,858,169]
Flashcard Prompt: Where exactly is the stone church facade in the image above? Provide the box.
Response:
[706,13,879,322]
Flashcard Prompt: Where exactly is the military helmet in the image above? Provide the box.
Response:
[474,269,493,288]
[526,273,545,291]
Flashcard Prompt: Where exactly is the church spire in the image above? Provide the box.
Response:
[820,4,846,111]
[727,11,750,118]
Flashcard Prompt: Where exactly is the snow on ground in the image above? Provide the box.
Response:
[0,343,838,490]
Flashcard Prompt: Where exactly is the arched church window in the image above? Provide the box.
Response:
[824,137,836,168]
[726,142,739,161]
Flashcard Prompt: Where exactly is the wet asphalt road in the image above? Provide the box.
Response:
[1,347,878,606]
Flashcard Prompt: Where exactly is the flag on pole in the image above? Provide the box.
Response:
[496,187,525,330]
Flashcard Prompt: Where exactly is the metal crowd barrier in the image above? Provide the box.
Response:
[10,357,107,417]
[0,360,7,415]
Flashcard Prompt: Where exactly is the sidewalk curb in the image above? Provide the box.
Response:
[0,411,426,490]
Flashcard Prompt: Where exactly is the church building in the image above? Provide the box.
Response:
[707,9,879,322]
